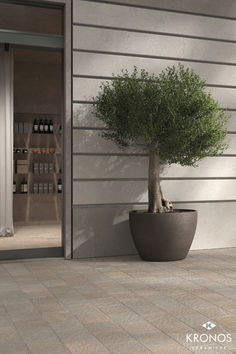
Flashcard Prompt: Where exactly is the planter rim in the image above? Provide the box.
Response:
[130,209,197,214]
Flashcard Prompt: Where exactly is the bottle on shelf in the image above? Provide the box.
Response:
[49,120,53,134]
[33,183,38,194]
[39,163,44,174]
[49,163,54,173]
[39,119,44,134]
[44,119,49,134]
[57,178,62,193]
[44,163,49,174]
[33,163,39,174]
[20,179,24,193]
[33,119,39,133]
[38,183,44,194]
[43,183,48,193]
[48,183,53,193]
[13,181,16,194]
[21,178,28,194]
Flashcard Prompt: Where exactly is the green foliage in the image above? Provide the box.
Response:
[93,64,229,166]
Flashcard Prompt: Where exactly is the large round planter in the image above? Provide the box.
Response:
[129,209,197,261]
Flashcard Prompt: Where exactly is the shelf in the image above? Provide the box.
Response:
[14,192,62,196]
[14,112,61,116]
[14,133,29,135]
[13,193,28,195]
[31,133,61,136]
[14,153,28,155]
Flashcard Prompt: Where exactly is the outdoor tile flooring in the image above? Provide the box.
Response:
[0,248,235,354]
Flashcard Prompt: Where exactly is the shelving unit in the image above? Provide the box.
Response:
[13,113,62,224]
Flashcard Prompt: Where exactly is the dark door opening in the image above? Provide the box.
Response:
[0,2,64,260]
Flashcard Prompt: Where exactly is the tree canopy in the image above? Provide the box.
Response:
[93,64,229,166]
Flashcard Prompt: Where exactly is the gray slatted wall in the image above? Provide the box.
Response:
[72,0,236,258]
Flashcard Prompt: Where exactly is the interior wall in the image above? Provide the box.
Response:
[0,2,62,35]
[72,0,236,257]
[14,49,62,224]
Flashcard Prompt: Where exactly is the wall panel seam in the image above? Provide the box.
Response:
[73,23,236,44]
[72,50,236,67]
[79,0,236,22]
[72,127,236,135]
[72,98,236,110]
[73,126,108,131]
[72,153,236,157]
[72,200,236,208]
[73,75,236,90]
[73,177,236,181]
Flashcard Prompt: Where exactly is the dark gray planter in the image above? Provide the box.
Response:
[129,209,197,261]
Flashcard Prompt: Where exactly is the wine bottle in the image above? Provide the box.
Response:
[23,178,28,194]
[43,183,48,193]
[20,179,24,193]
[39,120,44,133]
[48,183,53,193]
[57,178,62,193]
[33,119,39,133]
[49,120,53,134]
[44,119,49,134]
[13,181,16,194]
[33,183,38,194]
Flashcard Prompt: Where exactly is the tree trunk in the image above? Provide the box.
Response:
[148,146,164,213]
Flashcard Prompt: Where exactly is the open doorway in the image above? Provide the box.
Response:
[0,2,64,259]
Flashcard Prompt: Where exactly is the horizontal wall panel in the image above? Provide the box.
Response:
[226,134,236,154]
[73,129,146,154]
[178,202,236,250]
[73,155,148,178]
[73,155,236,179]
[73,103,236,132]
[73,201,236,258]
[74,1,236,42]
[73,27,236,64]
[228,112,236,131]
[73,130,236,155]
[93,0,236,19]
[73,78,236,108]
[73,180,236,204]
[73,205,138,258]
[73,52,236,87]
[73,103,105,128]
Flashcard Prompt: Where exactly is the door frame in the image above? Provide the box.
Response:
[0,0,72,259]
[31,0,72,259]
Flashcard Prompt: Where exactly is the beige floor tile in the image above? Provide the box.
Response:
[66,339,110,354]
[85,321,133,344]
[0,329,30,353]
[0,224,61,250]
[26,339,70,354]
[121,320,159,337]
[136,331,176,347]
[216,316,236,331]
[0,249,235,353]
[146,342,192,353]
[107,339,151,353]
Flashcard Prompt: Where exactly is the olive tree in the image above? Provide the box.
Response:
[93,65,229,213]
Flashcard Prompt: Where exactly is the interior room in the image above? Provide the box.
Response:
[0,3,63,258]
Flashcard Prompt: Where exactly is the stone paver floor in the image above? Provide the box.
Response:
[0,248,235,353]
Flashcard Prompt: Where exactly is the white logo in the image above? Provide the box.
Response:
[186,320,232,351]
[202,321,216,331]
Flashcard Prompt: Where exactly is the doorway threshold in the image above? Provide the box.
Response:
[0,247,63,260]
